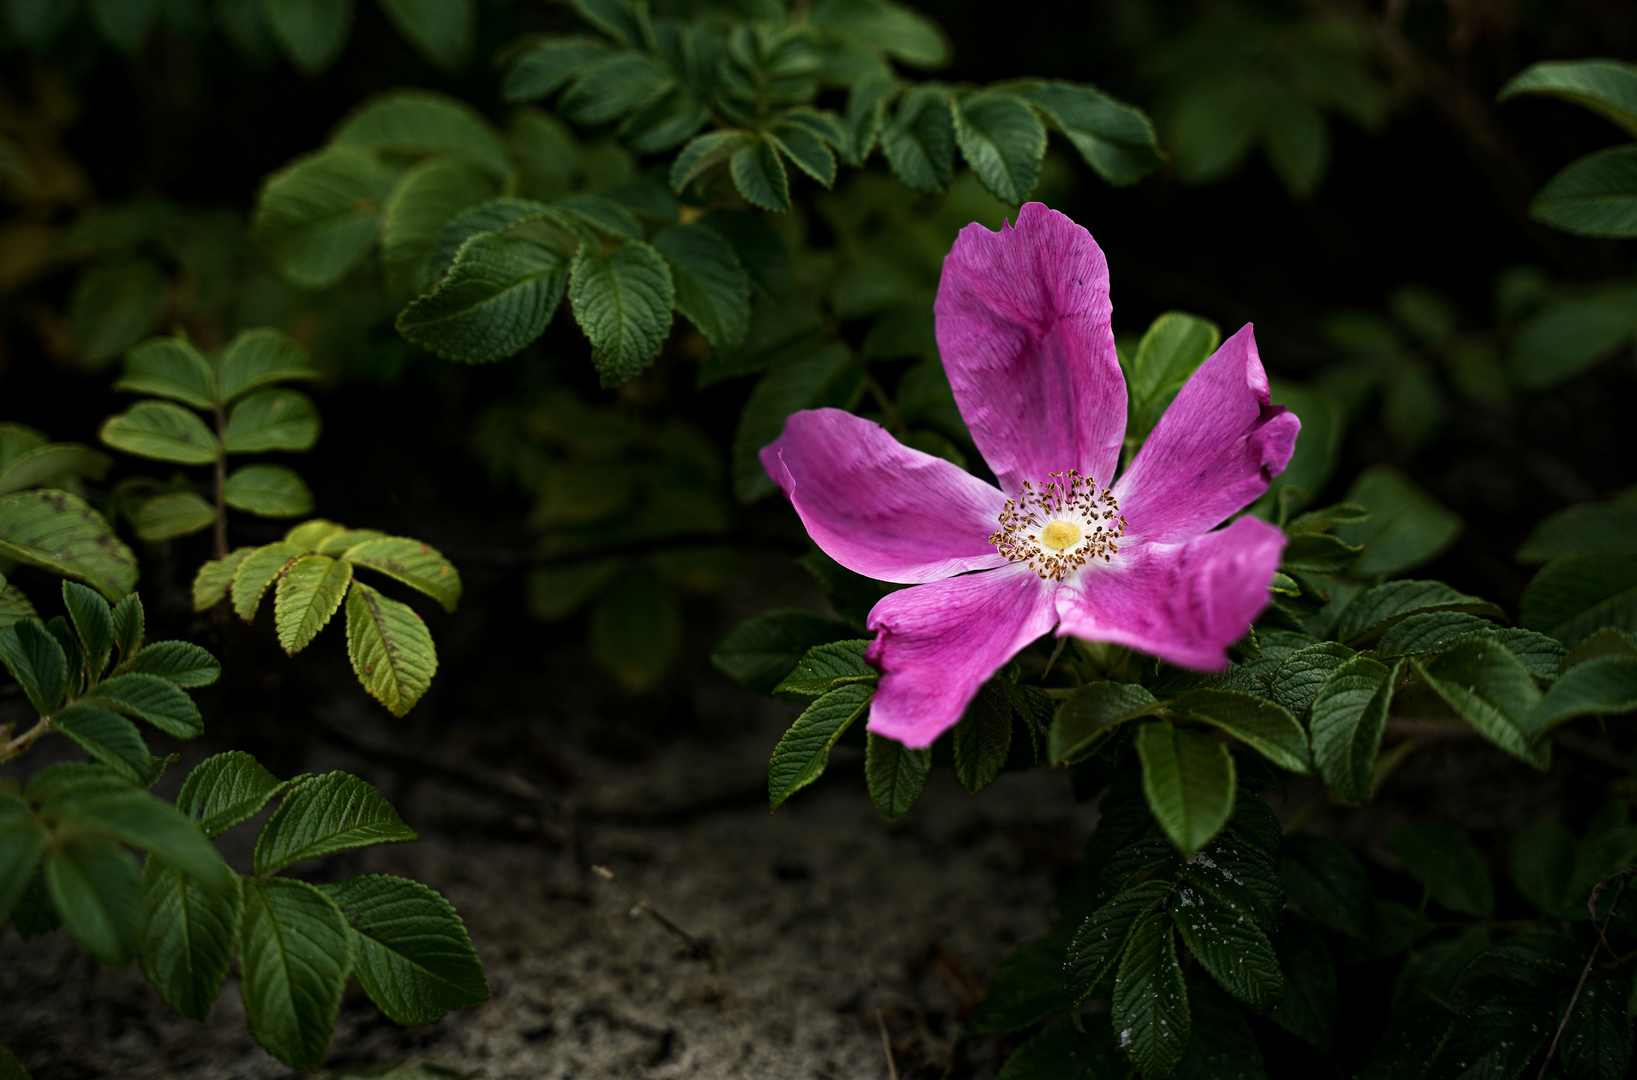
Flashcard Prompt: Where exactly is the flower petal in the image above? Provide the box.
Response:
[762,408,1010,585]
[1114,324,1299,543]
[934,202,1126,493]
[865,564,1058,749]
[1055,516,1286,671]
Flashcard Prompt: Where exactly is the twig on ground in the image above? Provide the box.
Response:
[875,1005,898,1080]
[591,865,720,966]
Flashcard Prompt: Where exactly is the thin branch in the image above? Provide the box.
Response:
[1537,869,1637,1079]
[0,717,51,764]
[211,403,228,562]
[591,864,719,965]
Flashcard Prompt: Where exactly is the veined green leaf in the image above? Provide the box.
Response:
[1168,689,1310,774]
[1136,721,1235,857]
[1049,681,1158,764]
[502,37,610,102]
[1124,312,1221,443]
[1014,80,1163,186]
[731,342,863,501]
[712,609,852,693]
[865,731,931,820]
[618,83,710,153]
[321,873,488,1025]
[1388,821,1494,918]
[273,555,352,654]
[340,536,460,612]
[0,809,49,927]
[771,639,873,696]
[50,704,157,785]
[100,401,219,465]
[963,928,1075,1037]
[882,86,954,194]
[0,491,137,600]
[285,518,349,549]
[331,90,510,179]
[0,619,67,715]
[568,241,674,387]
[215,328,319,403]
[315,528,387,554]
[768,682,873,809]
[1066,878,1171,1006]
[1416,640,1547,768]
[1528,146,1637,238]
[952,680,1013,794]
[45,837,141,966]
[81,673,202,738]
[116,640,220,688]
[1333,580,1503,644]
[1308,656,1394,805]
[253,147,398,289]
[115,336,216,409]
[176,751,289,838]
[224,389,320,454]
[253,771,415,875]
[953,91,1046,205]
[264,0,353,74]
[768,120,836,187]
[1267,641,1355,719]
[224,464,314,518]
[670,130,752,195]
[1532,657,1637,735]
[378,0,473,71]
[1281,834,1373,942]
[43,786,233,891]
[652,223,751,349]
[398,231,569,363]
[61,580,113,677]
[344,580,438,716]
[379,157,498,294]
[192,547,255,611]
[559,52,669,127]
[238,877,350,1069]
[730,136,792,212]
[139,858,242,1022]
[1521,553,1637,646]
[1498,59,1637,138]
[1170,881,1282,1008]
[130,492,218,542]
[71,259,166,365]
[1112,913,1190,1078]
[1333,466,1463,579]
[230,542,304,623]
[109,592,142,661]
[0,441,111,499]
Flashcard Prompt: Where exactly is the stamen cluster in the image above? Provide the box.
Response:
[989,470,1126,581]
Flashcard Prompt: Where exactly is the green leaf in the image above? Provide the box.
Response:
[568,241,674,387]
[238,876,351,1069]
[964,928,1074,1037]
[1015,80,1163,186]
[840,75,894,166]
[953,680,1013,794]
[62,579,113,678]
[344,580,438,715]
[192,548,254,611]
[1262,916,1336,1052]
[80,673,202,738]
[953,91,1046,204]
[1528,145,1637,238]
[559,52,669,127]
[1532,657,1637,735]
[997,1019,1125,1079]
[1560,974,1633,1080]
[1175,975,1270,1080]
[339,536,460,612]
[652,224,751,349]
[1167,689,1310,774]
[321,873,488,1025]
[865,731,931,820]
[670,130,752,195]
[263,0,352,74]
[882,86,954,194]
[1280,834,1373,941]
[45,786,234,891]
[1499,59,1637,137]
[253,147,398,289]
[730,137,792,212]
[45,836,141,966]
[231,541,304,622]
[1387,821,1495,918]
[1136,721,1235,857]
[772,640,874,695]
[216,327,320,403]
[1509,821,1576,917]
[331,90,508,179]
[223,464,314,518]
[377,0,472,71]
[1308,656,1394,805]
[711,609,852,693]
[0,1044,30,1080]
[1264,86,1327,198]
[0,584,36,630]
[1507,285,1637,390]
[808,0,947,67]
[768,120,836,188]
[1279,532,1360,573]
[1169,881,1282,1008]
[1112,913,1190,1078]
[398,230,569,363]
[1517,498,1637,563]
[588,568,680,693]
[1332,466,1463,579]
[0,492,136,601]
[115,336,217,409]
[768,683,873,809]
[176,751,288,838]
[379,157,498,294]
[70,259,167,366]
[1415,640,1546,767]
[732,342,864,501]
[130,492,218,542]
[502,37,610,102]
[1374,611,1496,658]
[273,555,352,654]
[0,810,49,927]
[1267,641,1355,719]
[0,441,111,499]
[253,770,416,875]
[1333,580,1504,644]
[1124,312,1221,444]
[99,400,220,465]
[0,619,67,714]
[698,209,789,299]
[139,858,242,1021]
[50,704,156,784]
[1066,878,1172,1006]
[223,388,320,454]
[1521,553,1637,646]
[1049,681,1159,764]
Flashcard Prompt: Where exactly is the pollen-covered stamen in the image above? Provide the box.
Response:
[988,469,1127,581]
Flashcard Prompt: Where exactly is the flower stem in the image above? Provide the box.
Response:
[0,717,51,764]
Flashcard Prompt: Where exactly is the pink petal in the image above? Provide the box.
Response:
[865,564,1058,749]
[761,408,1010,585]
[1114,324,1299,543]
[934,202,1126,494]
[1055,516,1286,671]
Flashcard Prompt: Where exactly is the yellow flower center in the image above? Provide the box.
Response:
[1039,519,1082,551]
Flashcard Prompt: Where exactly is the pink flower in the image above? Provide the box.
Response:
[760,204,1300,749]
